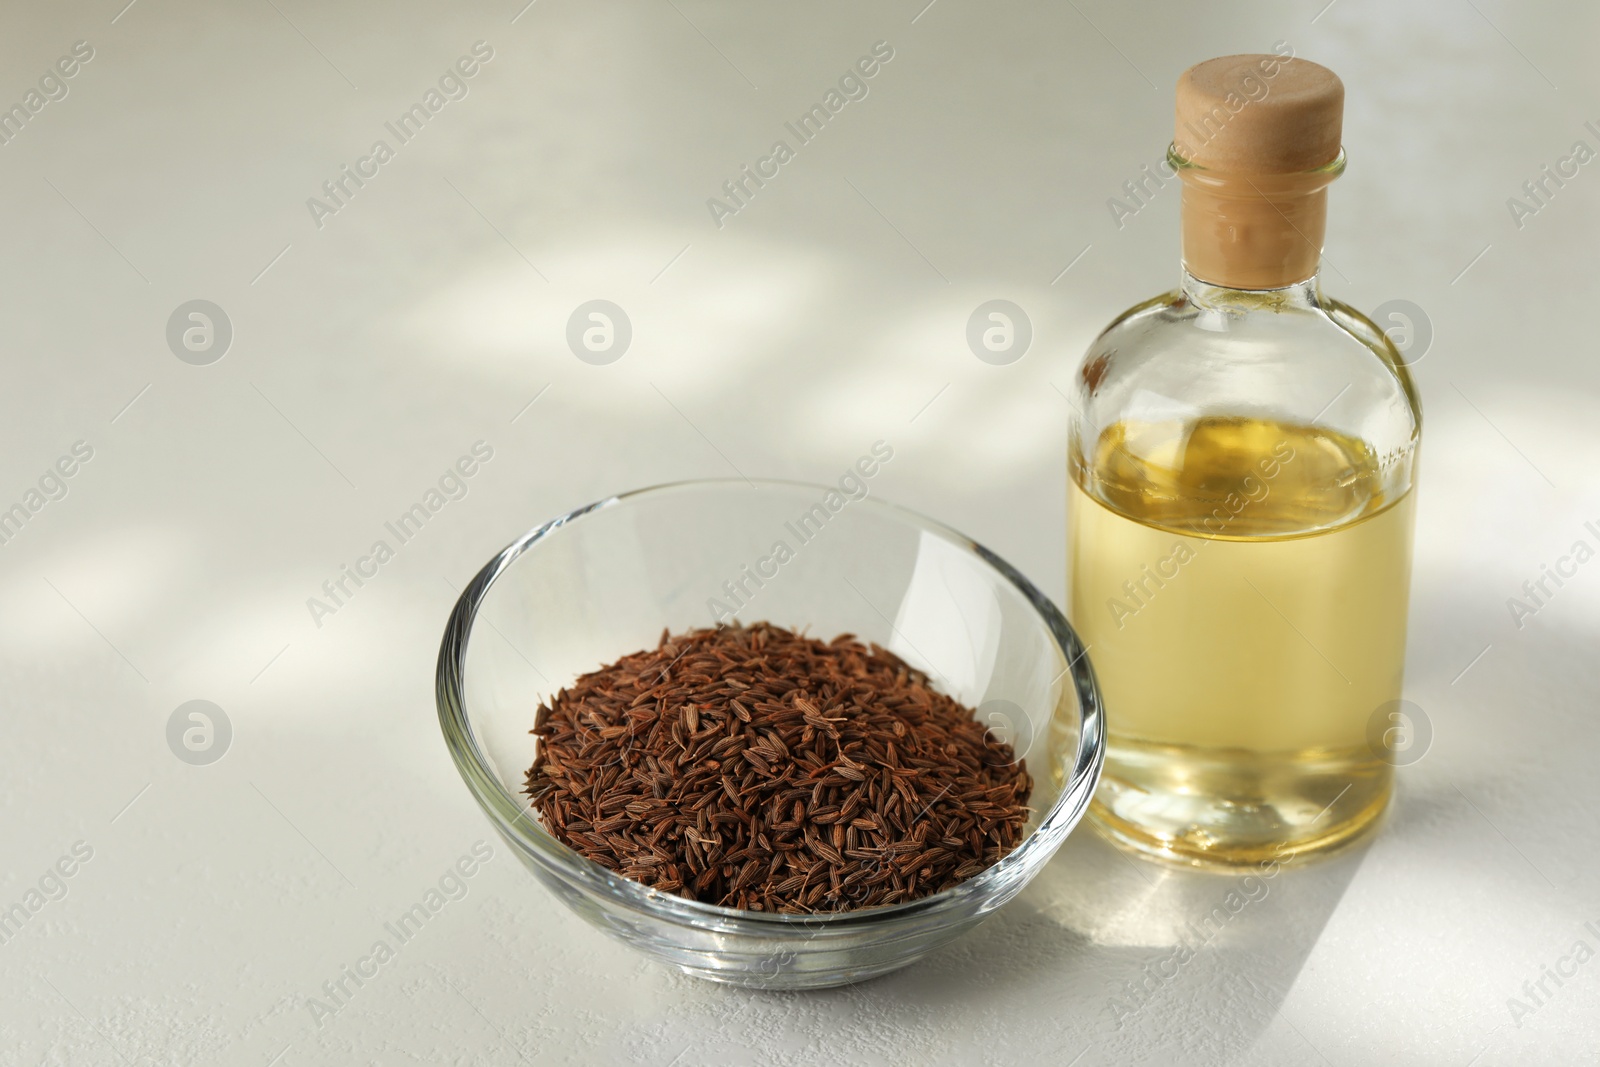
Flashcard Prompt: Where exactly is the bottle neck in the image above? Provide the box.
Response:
[1176,150,1343,291]
[1179,269,1322,311]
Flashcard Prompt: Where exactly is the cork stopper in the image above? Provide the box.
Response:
[1173,54,1345,289]
[1174,54,1343,173]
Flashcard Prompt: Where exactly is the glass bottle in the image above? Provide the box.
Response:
[1067,54,1422,867]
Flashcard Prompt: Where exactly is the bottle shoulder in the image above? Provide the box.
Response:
[1070,284,1421,533]
[1320,297,1424,428]
[1074,285,1422,452]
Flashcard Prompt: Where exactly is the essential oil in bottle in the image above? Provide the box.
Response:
[1067,54,1422,867]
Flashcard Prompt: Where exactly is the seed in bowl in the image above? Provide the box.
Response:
[523,622,1032,913]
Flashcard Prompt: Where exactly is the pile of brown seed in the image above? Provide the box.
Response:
[524,622,1032,913]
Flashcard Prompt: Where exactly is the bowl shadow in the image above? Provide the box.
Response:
[846,825,1375,1066]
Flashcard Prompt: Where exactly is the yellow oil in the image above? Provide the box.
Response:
[1069,415,1415,867]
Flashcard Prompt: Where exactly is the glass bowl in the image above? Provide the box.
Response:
[436,479,1104,989]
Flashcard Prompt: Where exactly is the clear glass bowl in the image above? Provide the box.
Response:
[436,480,1105,989]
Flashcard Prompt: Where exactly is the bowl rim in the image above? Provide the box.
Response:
[435,477,1106,932]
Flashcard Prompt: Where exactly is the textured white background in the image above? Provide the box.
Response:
[1,1,1597,1064]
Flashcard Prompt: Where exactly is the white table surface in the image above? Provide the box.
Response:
[3,1,1597,1064]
